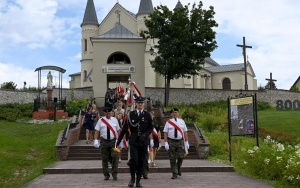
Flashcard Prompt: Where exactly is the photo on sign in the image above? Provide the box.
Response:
[246,119,254,134]
[231,105,238,119]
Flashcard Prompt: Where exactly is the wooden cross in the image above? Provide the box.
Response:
[266,72,277,89]
[237,37,252,90]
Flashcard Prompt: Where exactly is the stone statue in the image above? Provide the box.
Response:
[47,71,53,88]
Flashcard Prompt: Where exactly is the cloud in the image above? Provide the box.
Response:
[0,62,69,88]
[0,0,77,49]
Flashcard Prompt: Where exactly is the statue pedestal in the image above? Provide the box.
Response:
[47,88,53,109]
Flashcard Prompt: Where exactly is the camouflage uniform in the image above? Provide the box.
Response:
[168,138,184,176]
[100,138,119,178]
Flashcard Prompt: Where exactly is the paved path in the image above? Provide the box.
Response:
[22,160,274,188]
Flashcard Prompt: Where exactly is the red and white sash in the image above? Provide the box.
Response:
[167,120,183,138]
[152,128,159,139]
[101,118,118,139]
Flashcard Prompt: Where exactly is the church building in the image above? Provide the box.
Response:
[69,0,257,104]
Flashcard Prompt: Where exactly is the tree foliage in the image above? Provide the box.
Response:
[140,1,218,105]
[1,81,17,90]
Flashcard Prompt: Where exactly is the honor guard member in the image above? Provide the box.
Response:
[163,108,189,179]
[94,107,121,181]
[117,96,153,187]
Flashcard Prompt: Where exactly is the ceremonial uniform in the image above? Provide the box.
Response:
[117,97,153,187]
[163,108,189,179]
[94,107,121,180]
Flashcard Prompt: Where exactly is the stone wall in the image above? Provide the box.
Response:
[1,87,299,107]
[0,88,93,104]
[145,88,300,107]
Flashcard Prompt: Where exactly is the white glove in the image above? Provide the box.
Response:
[94,139,100,148]
[119,140,124,149]
[185,141,189,150]
[150,139,154,148]
[164,142,169,151]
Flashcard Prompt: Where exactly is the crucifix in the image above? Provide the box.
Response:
[266,72,277,89]
[237,36,252,90]
[115,10,121,24]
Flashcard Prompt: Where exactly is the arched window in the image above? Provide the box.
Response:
[107,52,131,64]
[222,78,231,90]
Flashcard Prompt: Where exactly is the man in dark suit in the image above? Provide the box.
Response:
[117,96,153,187]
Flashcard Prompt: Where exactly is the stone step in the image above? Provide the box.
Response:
[43,160,235,174]
[67,141,199,160]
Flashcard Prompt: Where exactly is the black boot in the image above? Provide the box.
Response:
[128,172,135,187]
[136,175,142,187]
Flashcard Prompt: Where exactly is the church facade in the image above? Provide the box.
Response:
[69,0,257,104]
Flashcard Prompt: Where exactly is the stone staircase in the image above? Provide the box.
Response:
[67,140,199,160]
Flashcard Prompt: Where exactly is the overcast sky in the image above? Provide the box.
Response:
[0,0,299,90]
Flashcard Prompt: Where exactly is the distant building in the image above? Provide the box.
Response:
[69,0,257,104]
[290,76,300,91]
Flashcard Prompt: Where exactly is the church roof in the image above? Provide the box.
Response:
[291,76,300,89]
[175,1,183,9]
[205,57,220,66]
[137,0,153,16]
[95,23,142,39]
[81,0,99,27]
[204,63,244,73]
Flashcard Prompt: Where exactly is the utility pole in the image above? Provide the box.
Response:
[237,37,252,90]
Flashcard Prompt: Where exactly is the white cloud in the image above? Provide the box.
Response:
[0,62,69,89]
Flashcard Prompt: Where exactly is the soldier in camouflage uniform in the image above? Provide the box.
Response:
[94,107,121,181]
[163,108,189,179]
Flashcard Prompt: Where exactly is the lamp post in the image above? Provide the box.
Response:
[150,47,167,107]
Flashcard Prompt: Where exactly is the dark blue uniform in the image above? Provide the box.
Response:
[117,109,153,187]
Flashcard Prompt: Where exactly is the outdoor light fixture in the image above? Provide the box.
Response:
[149,46,157,55]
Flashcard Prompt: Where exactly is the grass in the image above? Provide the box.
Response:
[0,120,66,188]
[258,110,300,135]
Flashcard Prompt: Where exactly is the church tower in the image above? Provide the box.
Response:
[80,0,99,87]
[136,0,158,87]
[175,0,183,9]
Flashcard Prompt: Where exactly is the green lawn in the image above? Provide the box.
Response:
[0,120,66,188]
[258,110,300,135]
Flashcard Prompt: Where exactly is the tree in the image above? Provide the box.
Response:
[1,81,17,90]
[141,1,218,106]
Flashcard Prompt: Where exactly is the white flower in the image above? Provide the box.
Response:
[276,156,282,161]
[264,158,270,164]
[253,146,259,151]
[287,175,294,181]
[276,143,285,152]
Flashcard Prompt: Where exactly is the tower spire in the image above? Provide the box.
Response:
[137,0,153,16]
[81,0,99,27]
[175,0,183,9]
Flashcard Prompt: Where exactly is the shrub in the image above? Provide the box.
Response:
[66,98,90,116]
[181,108,199,122]
[257,101,272,111]
[235,136,300,187]
[0,103,33,121]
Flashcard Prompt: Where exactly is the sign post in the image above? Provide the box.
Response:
[228,93,258,161]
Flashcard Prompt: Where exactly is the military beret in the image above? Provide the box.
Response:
[170,108,179,113]
[103,107,113,112]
